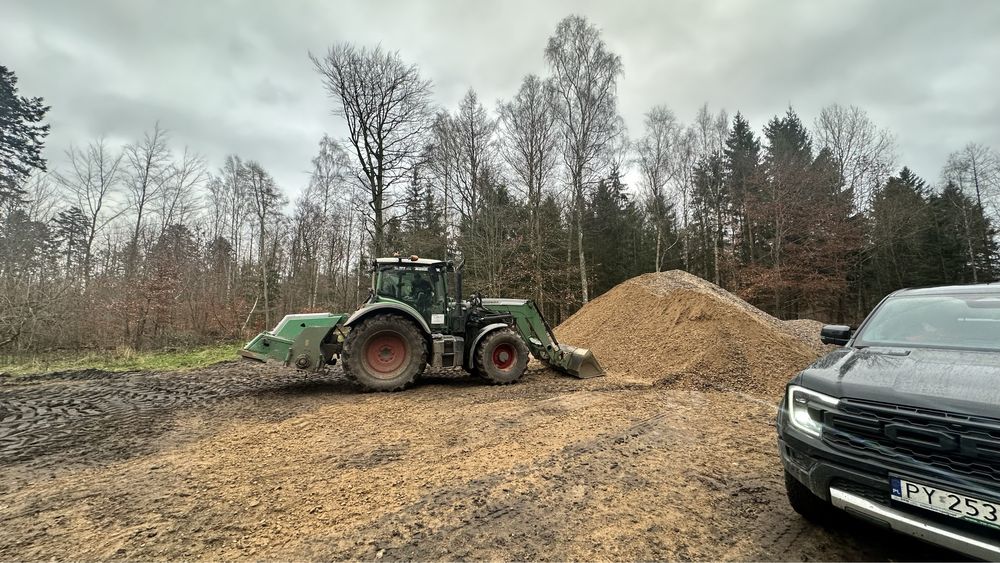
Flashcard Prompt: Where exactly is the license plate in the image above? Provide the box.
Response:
[891,476,1000,530]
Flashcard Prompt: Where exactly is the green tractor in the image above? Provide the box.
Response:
[239,255,604,391]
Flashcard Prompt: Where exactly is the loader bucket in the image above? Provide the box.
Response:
[551,343,605,378]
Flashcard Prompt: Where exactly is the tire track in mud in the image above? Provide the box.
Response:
[0,363,353,471]
[0,364,564,475]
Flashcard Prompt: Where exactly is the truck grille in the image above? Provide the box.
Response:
[822,399,1000,487]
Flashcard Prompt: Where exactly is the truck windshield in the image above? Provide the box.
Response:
[855,294,1000,352]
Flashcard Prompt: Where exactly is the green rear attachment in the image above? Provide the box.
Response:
[480,298,604,379]
[240,313,348,371]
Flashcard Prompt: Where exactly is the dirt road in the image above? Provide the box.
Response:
[0,362,958,560]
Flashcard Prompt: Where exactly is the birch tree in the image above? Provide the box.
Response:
[636,106,679,272]
[123,122,172,273]
[245,161,285,328]
[498,74,560,304]
[943,143,1000,280]
[453,89,497,225]
[545,15,624,303]
[814,104,896,210]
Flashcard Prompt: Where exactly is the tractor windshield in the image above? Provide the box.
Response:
[376,266,447,322]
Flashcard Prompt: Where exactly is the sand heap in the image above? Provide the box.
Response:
[555,270,826,397]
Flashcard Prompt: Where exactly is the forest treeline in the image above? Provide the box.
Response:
[2,15,999,352]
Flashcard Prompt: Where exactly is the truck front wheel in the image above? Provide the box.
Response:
[343,314,427,392]
[784,470,835,523]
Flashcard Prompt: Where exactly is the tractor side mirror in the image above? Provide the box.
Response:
[820,324,853,346]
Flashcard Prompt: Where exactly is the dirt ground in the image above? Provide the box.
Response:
[0,361,959,561]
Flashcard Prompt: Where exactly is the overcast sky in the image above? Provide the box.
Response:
[3,0,999,197]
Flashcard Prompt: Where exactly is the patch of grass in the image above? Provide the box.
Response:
[0,342,242,377]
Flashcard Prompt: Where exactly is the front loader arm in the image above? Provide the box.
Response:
[480,299,604,379]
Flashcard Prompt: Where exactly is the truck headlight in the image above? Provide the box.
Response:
[786,385,839,438]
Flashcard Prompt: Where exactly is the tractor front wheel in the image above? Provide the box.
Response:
[475,328,529,385]
[342,314,427,392]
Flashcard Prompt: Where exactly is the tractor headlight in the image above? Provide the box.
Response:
[786,385,839,439]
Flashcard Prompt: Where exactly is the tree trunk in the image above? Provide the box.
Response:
[260,223,270,329]
[373,182,384,258]
[681,189,689,271]
[576,184,589,304]
[961,204,979,283]
[654,226,662,273]
[533,190,543,307]
[714,205,723,286]
[971,167,993,279]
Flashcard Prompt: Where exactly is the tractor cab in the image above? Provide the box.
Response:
[371,256,459,330]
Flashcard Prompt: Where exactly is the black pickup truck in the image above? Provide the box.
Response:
[777,284,1000,559]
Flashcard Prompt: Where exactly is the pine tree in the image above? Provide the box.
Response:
[691,152,727,284]
[51,207,91,277]
[585,165,657,296]
[0,65,50,208]
[724,113,762,264]
[869,168,936,291]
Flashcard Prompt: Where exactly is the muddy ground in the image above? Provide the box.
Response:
[0,362,958,561]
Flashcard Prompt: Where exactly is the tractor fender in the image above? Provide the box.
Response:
[466,323,512,369]
[344,302,432,335]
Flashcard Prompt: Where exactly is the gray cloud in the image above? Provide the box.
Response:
[2,0,998,194]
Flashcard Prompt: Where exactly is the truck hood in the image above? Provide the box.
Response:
[794,347,1000,418]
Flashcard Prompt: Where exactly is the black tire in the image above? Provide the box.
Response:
[342,314,427,392]
[474,328,529,385]
[784,470,834,523]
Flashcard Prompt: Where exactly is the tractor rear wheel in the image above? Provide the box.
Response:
[342,314,427,392]
[475,328,529,385]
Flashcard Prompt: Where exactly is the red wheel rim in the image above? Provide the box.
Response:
[364,332,408,378]
[492,343,517,371]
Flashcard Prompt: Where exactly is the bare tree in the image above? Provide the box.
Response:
[312,44,433,257]
[545,14,624,303]
[944,142,1000,219]
[216,154,249,264]
[23,171,59,222]
[452,89,497,224]
[123,123,172,272]
[57,137,124,282]
[427,111,461,241]
[305,135,352,308]
[246,161,285,328]
[671,126,698,270]
[691,104,731,285]
[498,74,560,303]
[636,106,679,272]
[694,103,728,157]
[814,104,896,210]
[155,147,206,236]
[944,142,1000,280]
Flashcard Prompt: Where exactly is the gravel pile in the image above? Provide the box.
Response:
[781,319,832,350]
[555,270,825,397]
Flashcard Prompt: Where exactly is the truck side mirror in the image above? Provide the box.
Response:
[820,324,853,346]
